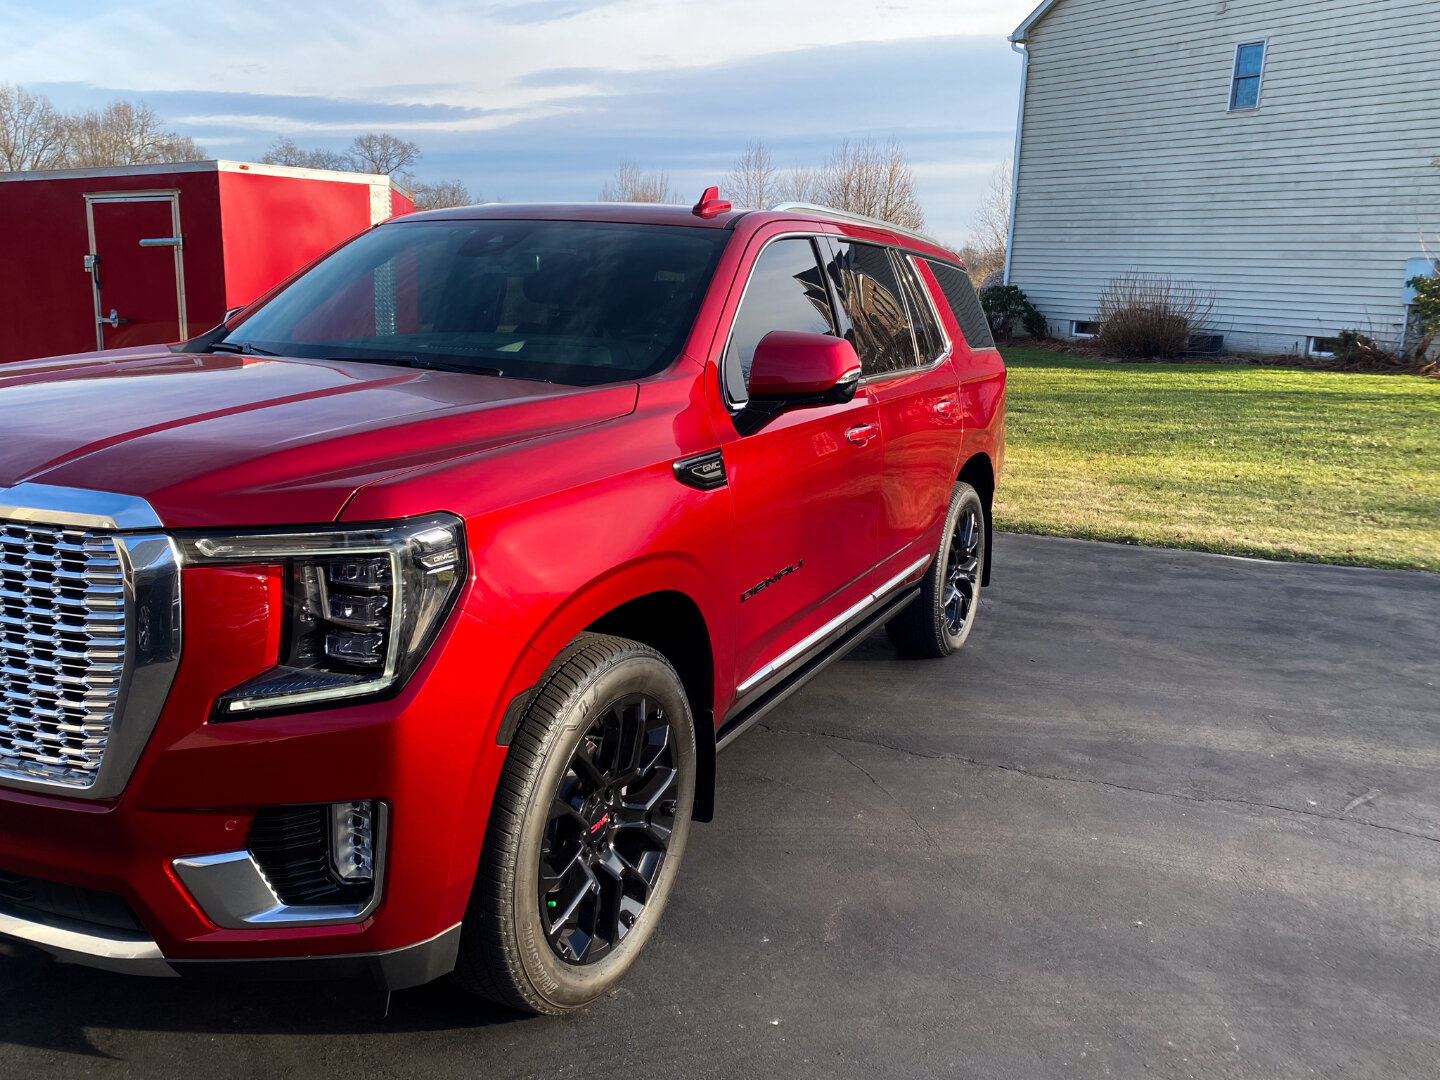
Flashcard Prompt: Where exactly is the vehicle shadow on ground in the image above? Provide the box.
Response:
[0,943,535,1056]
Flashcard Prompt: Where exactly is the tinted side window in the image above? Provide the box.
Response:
[895,255,948,365]
[829,241,918,378]
[725,238,835,402]
[926,261,996,351]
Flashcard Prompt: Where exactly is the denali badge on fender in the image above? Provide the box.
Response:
[741,561,804,603]
[673,450,727,491]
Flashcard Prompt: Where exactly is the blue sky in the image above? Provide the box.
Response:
[3,0,1037,242]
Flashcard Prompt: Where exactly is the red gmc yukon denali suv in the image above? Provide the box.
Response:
[0,196,1004,1013]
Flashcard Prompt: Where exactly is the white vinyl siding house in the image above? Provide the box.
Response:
[1006,0,1440,355]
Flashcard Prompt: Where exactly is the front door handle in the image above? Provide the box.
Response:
[845,423,880,446]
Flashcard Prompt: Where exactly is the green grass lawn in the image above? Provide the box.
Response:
[994,348,1440,572]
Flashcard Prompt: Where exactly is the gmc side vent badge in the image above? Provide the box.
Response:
[673,450,727,491]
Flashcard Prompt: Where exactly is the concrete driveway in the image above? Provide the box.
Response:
[2,534,1437,1079]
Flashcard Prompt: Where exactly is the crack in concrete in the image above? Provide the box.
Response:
[754,723,1440,847]
[822,742,949,857]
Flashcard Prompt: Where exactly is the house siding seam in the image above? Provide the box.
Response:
[1008,0,1440,355]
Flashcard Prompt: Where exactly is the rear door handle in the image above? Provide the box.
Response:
[934,398,959,418]
[845,423,880,446]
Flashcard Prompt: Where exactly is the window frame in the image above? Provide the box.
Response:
[720,232,844,410]
[821,236,945,385]
[1229,40,1268,112]
[891,253,954,374]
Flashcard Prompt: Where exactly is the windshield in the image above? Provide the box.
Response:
[220,219,728,385]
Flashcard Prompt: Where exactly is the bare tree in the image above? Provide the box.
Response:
[0,83,68,171]
[723,140,781,210]
[963,161,1012,284]
[65,100,205,167]
[349,132,420,176]
[599,160,676,203]
[409,178,473,211]
[261,137,352,172]
[814,138,925,231]
[783,163,823,204]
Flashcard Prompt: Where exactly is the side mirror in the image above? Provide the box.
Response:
[748,331,862,407]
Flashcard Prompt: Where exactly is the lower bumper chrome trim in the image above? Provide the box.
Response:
[0,906,176,977]
[1,906,463,992]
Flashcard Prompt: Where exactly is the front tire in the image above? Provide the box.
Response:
[885,481,987,658]
[454,633,696,1014]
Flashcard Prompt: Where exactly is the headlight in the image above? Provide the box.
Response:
[180,514,466,719]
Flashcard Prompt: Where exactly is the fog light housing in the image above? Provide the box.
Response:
[330,800,376,883]
[245,801,387,908]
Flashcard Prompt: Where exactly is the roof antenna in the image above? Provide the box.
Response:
[692,186,731,219]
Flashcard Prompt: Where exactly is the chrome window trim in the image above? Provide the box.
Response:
[0,487,181,800]
[172,803,389,929]
[827,240,953,388]
[735,554,931,699]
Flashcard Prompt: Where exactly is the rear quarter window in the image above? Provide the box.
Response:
[926,261,996,351]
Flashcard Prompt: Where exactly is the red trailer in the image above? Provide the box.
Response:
[0,160,414,364]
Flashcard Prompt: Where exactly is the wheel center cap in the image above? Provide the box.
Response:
[589,813,610,835]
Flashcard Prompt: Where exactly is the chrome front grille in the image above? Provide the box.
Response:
[0,523,127,789]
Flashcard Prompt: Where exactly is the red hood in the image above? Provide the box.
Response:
[0,349,638,528]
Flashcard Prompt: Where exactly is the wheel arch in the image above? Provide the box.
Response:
[585,590,717,823]
[957,451,996,587]
[495,562,724,824]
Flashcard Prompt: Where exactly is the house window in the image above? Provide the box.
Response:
[1309,337,1340,358]
[1230,42,1266,110]
[1072,320,1100,339]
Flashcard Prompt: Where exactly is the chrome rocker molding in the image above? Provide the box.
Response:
[173,804,388,929]
[0,485,181,800]
[735,554,931,698]
[718,554,932,751]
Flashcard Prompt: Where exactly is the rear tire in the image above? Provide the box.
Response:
[885,482,987,659]
[454,633,696,1014]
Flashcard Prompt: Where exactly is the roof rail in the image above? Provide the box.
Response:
[766,202,950,253]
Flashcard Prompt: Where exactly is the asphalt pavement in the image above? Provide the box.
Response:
[3,534,1437,1079]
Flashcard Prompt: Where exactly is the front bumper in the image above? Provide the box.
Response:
[0,564,549,987]
[0,902,462,990]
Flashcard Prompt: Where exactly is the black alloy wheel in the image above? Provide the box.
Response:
[454,633,696,1014]
[943,501,984,636]
[885,481,988,658]
[539,692,679,965]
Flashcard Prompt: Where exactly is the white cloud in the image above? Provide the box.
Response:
[2,0,1036,126]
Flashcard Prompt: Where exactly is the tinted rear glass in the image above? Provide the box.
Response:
[926,261,996,351]
[225,220,728,385]
[829,241,918,377]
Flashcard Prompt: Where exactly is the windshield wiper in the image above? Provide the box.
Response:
[208,340,279,356]
[338,354,506,377]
